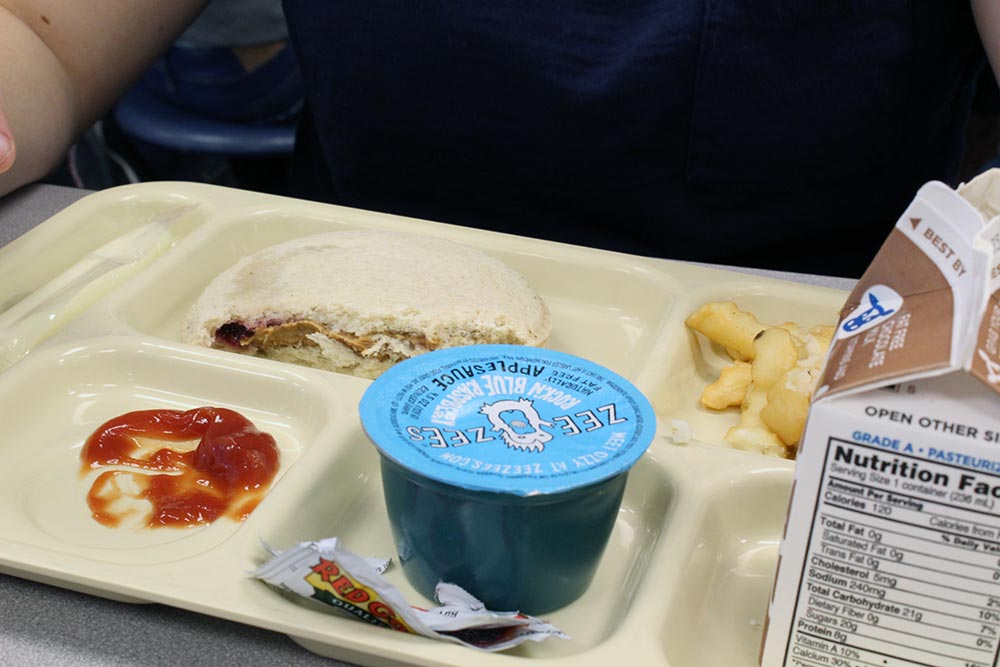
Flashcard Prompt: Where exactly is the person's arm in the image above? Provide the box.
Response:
[0,0,209,195]
[974,0,1000,87]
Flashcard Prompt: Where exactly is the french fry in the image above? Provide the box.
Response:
[785,324,834,356]
[761,370,814,446]
[685,302,767,362]
[759,325,833,448]
[700,361,751,409]
[749,327,799,386]
[724,328,799,457]
[685,301,834,458]
[725,392,788,457]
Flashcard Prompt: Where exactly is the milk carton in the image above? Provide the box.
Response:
[760,170,1000,667]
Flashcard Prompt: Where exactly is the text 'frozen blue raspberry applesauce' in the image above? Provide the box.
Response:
[359,344,657,615]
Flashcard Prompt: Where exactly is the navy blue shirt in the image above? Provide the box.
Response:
[282,1,984,277]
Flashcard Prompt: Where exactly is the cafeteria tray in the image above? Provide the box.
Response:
[0,182,848,667]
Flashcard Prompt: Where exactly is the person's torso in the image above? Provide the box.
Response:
[282,0,984,276]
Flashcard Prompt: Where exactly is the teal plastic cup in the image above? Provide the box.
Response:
[359,345,656,615]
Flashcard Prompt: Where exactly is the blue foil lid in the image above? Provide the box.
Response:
[359,345,657,496]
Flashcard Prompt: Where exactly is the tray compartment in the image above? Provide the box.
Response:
[659,462,792,667]
[0,190,206,315]
[0,337,335,565]
[257,447,676,659]
[653,278,847,447]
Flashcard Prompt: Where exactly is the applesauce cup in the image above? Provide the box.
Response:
[359,344,656,615]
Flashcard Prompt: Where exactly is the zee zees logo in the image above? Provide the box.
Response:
[405,398,628,453]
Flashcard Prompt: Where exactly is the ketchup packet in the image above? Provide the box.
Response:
[251,537,569,651]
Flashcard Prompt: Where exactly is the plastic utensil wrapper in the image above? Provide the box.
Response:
[252,537,568,651]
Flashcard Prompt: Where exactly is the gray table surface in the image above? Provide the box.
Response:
[0,183,856,667]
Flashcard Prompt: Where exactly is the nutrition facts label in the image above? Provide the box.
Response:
[783,437,1000,667]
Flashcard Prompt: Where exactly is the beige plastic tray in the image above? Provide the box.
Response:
[0,182,847,667]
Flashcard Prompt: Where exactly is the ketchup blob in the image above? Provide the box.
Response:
[80,407,280,528]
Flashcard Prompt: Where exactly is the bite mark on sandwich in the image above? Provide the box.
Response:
[213,318,439,360]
